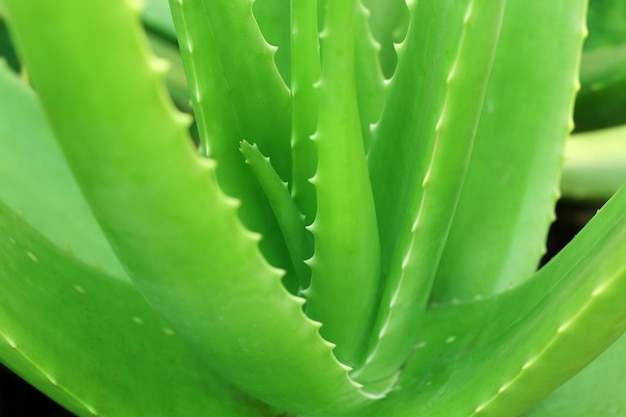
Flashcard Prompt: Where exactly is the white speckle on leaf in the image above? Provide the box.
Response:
[498,381,512,393]
[522,358,536,370]
[44,372,57,386]
[592,285,606,298]
[74,285,86,294]
[27,251,38,262]
[132,316,144,325]
[557,321,572,334]
[6,337,16,349]
[463,1,474,23]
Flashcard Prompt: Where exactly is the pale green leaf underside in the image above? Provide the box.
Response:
[0,63,127,281]
[143,0,176,39]
[562,124,626,201]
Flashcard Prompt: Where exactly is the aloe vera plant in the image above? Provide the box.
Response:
[1,0,626,416]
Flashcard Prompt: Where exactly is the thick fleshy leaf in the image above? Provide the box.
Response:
[361,0,409,78]
[523,333,626,416]
[358,0,505,386]
[0,62,127,280]
[289,0,320,226]
[6,0,376,414]
[585,0,626,51]
[240,140,312,291]
[143,0,176,39]
[352,184,626,417]
[0,203,269,417]
[304,0,381,369]
[253,0,291,84]
[575,45,626,132]
[0,18,19,71]
[354,1,385,152]
[562,125,626,201]
[168,0,293,273]
[2,1,372,414]
[432,0,588,302]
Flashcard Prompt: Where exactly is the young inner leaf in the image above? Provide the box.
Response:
[303,0,382,368]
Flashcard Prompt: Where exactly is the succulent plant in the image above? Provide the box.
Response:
[1,0,625,416]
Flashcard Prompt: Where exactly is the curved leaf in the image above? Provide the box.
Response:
[304,0,381,368]
[289,0,320,226]
[358,0,505,386]
[354,184,626,417]
[523,333,626,416]
[0,203,269,417]
[2,1,372,414]
[575,45,626,132]
[0,62,127,280]
[562,125,626,201]
[168,0,293,273]
[432,0,588,302]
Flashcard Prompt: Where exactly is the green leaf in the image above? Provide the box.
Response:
[358,0,505,386]
[145,32,190,112]
[361,0,409,78]
[169,0,291,178]
[575,45,626,132]
[3,1,372,413]
[353,1,385,152]
[168,0,294,273]
[352,184,626,417]
[253,0,291,85]
[0,62,127,281]
[240,140,312,291]
[304,0,381,369]
[523,333,626,416]
[432,0,588,302]
[0,203,271,417]
[585,0,626,51]
[289,0,320,226]
[561,124,626,201]
[143,0,176,40]
[0,18,19,71]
